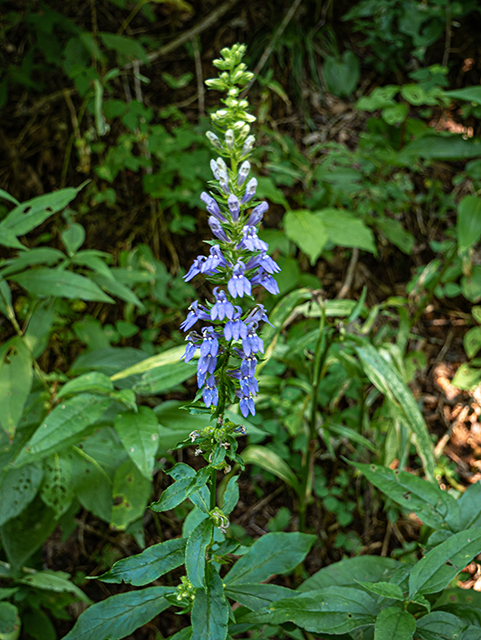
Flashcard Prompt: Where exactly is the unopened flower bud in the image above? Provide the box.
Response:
[206,131,222,150]
[225,129,234,149]
[242,135,255,155]
[237,161,250,186]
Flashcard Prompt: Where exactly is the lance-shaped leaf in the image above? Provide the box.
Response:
[224,532,316,585]
[62,586,173,640]
[299,555,400,592]
[222,475,239,515]
[0,337,32,438]
[0,463,43,526]
[241,586,378,635]
[114,407,159,478]
[241,445,300,493]
[458,481,481,530]
[225,583,294,611]
[186,518,213,588]
[14,394,113,466]
[40,452,75,518]
[12,269,114,303]
[97,538,186,586]
[409,528,481,597]
[351,462,459,531]
[374,606,415,640]
[18,571,90,603]
[150,467,211,512]
[191,568,229,640]
[415,611,468,640]
[351,341,435,479]
[357,581,404,601]
[110,459,152,530]
[57,372,114,399]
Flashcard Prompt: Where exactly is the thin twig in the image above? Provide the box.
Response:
[192,36,205,118]
[442,3,452,68]
[123,0,242,69]
[241,0,304,95]
[337,247,359,299]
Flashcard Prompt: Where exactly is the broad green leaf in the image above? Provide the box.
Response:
[41,452,75,518]
[111,345,187,381]
[315,208,376,253]
[461,265,481,303]
[61,223,85,255]
[0,499,56,568]
[222,475,239,515]
[351,462,459,531]
[323,51,360,97]
[150,467,211,512]
[97,538,186,586]
[356,85,399,111]
[110,458,152,530]
[224,532,316,585]
[0,248,64,277]
[415,611,467,640]
[0,190,19,206]
[0,338,32,438]
[352,341,435,479]
[24,300,56,358]
[1,186,83,236]
[409,528,481,596]
[401,84,440,106]
[12,269,114,303]
[99,32,149,63]
[0,278,13,320]
[225,583,294,611]
[382,102,408,125]
[242,586,378,634]
[62,586,173,640]
[374,606,415,640]
[357,581,404,601]
[0,589,18,601]
[0,228,27,250]
[168,629,192,640]
[327,423,377,453]
[90,272,144,309]
[444,86,481,104]
[284,209,328,265]
[191,568,228,640]
[0,463,43,526]
[458,481,481,529]
[0,602,20,640]
[256,176,289,208]
[298,555,400,592]
[114,407,159,478]
[57,372,114,399]
[70,347,149,377]
[14,394,113,466]
[458,195,481,255]
[18,570,90,602]
[241,445,300,491]
[464,326,481,359]
[133,361,194,395]
[451,363,481,390]
[376,218,415,255]
[186,518,213,588]
[404,134,481,160]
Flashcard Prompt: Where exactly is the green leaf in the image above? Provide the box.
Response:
[327,423,377,453]
[90,272,144,309]
[382,102,409,125]
[222,476,239,515]
[150,467,211,512]
[352,341,435,479]
[41,452,75,518]
[401,84,440,106]
[0,602,20,640]
[374,606,415,640]
[451,363,481,390]
[409,528,481,597]
[351,462,459,531]
[18,570,90,602]
[242,586,378,634]
[458,481,481,529]
[0,463,44,527]
[0,338,32,438]
[62,586,173,640]
[284,210,328,265]
[464,326,481,359]
[224,532,316,585]
[111,345,187,381]
[315,209,376,253]
[415,611,467,640]
[376,218,415,255]
[241,445,300,492]
[0,248,64,277]
[0,499,56,568]
[0,278,14,320]
[114,407,158,478]
[14,394,113,466]
[132,361,194,395]
[186,518,213,588]
[256,176,289,208]
[357,581,404,601]
[458,196,481,255]
[57,372,114,399]
[0,190,19,206]
[1,186,83,236]
[0,228,28,250]
[298,555,400,592]
[404,135,481,160]
[225,583,294,611]
[24,300,56,358]
[323,51,360,97]
[100,33,149,63]
[444,86,481,104]
[97,538,186,586]
[12,269,114,303]
[191,568,228,640]
[110,458,152,530]
[356,85,399,111]
[61,223,85,255]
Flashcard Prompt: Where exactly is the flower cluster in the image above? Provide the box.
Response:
[180,44,280,419]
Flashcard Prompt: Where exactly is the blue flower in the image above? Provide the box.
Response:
[182,333,200,362]
[202,245,228,274]
[211,288,235,321]
[203,374,219,407]
[180,301,211,332]
[200,192,227,222]
[245,304,274,327]
[208,216,230,243]
[251,267,280,295]
[200,326,219,358]
[224,307,248,341]
[183,256,206,282]
[237,161,250,186]
[246,201,268,226]
[242,323,264,356]
[237,390,256,417]
[246,251,280,274]
[239,225,268,252]
[241,177,257,204]
[231,368,258,395]
[227,194,240,222]
[228,260,252,298]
